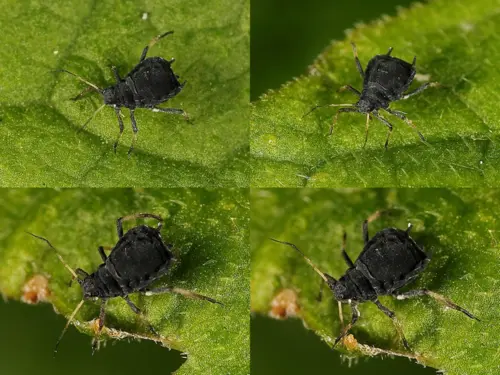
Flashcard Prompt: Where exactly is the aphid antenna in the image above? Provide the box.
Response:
[270,238,334,283]
[26,232,78,279]
[52,69,102,92]
[51,69,107,132]
[26,231,86,355]
[54,299,85,356]
[303,104,355,118]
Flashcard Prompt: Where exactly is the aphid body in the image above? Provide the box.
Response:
[271,211,479,350]
[57,31,187,156]
[28,213,220,355]
[79,223,173,299]
[307,43,438,148]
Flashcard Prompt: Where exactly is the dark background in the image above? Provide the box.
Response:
[0,299,184,375]
[251,0,436,374]
[251,0,418,101]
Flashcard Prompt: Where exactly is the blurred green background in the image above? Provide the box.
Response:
[0,299,184,374]
[251,0,417,100]
[250,1,450,371]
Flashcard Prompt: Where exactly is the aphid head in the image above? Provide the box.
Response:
[102,87,118,105]
[330,278,348,301]
[76,270,100,300]
[356,98,375,112]
[324,273,348,301]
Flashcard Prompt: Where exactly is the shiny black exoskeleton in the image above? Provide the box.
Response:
[271,211,479,351]
[308,43,437,148]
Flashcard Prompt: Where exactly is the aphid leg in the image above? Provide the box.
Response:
[77,104,106,133]
[371,111,394,149]
[151,106,187,119]
[123,295,141,314]
[373,299,411,350]
[111,66,121,82]
[333,302,359,347]
[140,31,174,62]
[394,289,480,321]
[316,279,325,302]
[151,106,189,124]
[98,246,108,262]
[329,107,359,135]
[338,84,361,97]
[387,47,394,56]
[384,108,426,142]
[363,112,371,148]
[362,222,370,244]
[116,213,163,238]
[411,56,417,67]
[338,301,345,328]
[92,299,107,356]
[113,106,124,153]
[401,82,439,100]
[143,286,223,306]
[122,295,159,335]
[128,109,138,157]
[362,211,383,244]
[350,43,364,78]
[75,268,89,278]
[341,232,355,267]
[70,86,94,101]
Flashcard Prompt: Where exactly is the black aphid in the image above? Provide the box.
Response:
[56,31,187,156]
[28,213,221,355]
[306,43,438,148]
[271,211,479,350]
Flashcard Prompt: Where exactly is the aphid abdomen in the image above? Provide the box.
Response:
[364,55,415,100]
[128,58,183,107]
[107,225,172,290]
[356,228,429,294]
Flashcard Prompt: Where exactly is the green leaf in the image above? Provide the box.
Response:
[0,189,249,375]
[251,0,500,187]
[0,0,249,187]
[251,189,500,375]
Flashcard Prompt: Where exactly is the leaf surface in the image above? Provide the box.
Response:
[251,0,500,187]
[0,0,249,187]
[0,189,249,375]
[251,188,500,375]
